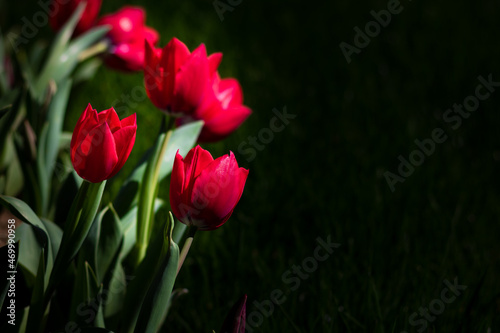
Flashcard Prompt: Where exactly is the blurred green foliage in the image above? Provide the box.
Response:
[2,0,500,331]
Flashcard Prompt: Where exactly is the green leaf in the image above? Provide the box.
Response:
[31,4,109,100]
[31,2,85,99]
[102,263,126,319]
[44,78,72,179]
[47,180,106,299]
[40,218,63,261]
[96,205,123,282]
[73,58,102,84]
[120,214,178,333]
[14,223,42,284]
[119,199,164,261]
[25,249,46,333]
[135,212,180,333]
[3,138,24,196]
[113,121,203,217]
[80,204,123,282]
[69,260,101,325]
[0,196,54,271]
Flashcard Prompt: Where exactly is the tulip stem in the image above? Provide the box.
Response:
[134,116,175,267]
[177,226,197,275]
[78,40,109,62]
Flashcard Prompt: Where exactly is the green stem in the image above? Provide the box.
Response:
[78,40,109,62]
[177,227,197,275]
[134,116,174,266]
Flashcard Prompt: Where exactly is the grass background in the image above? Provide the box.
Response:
[2,0,500,331]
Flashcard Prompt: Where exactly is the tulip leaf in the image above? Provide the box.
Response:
[51,26,109,84]
[119,199,164,261]
[44,78,72,181]
[120,213,178,333]
[40,218,63,262]
[31,2,85,99]
[113,121,203,217]
[69,260,101,325]
[14,223,43,285]
[3,138,24,196]
[80,204,123,283]
[0,196,54,272]
[47,180,106,296]
[134,212,179,333]
[73,58,102,84]
[25,249,46,333]
[102,263,126,319]
[31,4,110,100]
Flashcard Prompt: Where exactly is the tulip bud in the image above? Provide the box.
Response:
[220,295,247,333]
[70,104,137,183]
[169,145,248,231]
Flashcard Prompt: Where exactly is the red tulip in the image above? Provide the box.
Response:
[49,0,102,36]
[177,73,251,142]
[97,7,159,72]
[144,38,222,114]
[71,104,137,183]
[170,145,248,231]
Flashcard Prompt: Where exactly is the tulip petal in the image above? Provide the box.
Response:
[98,107,122,132]
[71,104,98,162]
[182,146,214,190]
[208,52,223,75]
[172,45,210,113]
[199,105,252,142]
[170,151,186,222]
[74,122,118,183]
[108,121,137,179]
[190,152,248,229]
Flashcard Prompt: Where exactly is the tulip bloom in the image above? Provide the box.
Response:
[170,146,248,231]
[71,104,137,183]
[97,7,159,72]
[49,0,102,36]
[177,73,251,142]
[144,38,222,114]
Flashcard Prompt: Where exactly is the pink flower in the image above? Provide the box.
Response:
[49,0,102,36]
[71,104,137,183]
[97,6,159,72]
[170,146,248,231]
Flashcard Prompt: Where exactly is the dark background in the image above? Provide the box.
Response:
[2,0,500,331]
